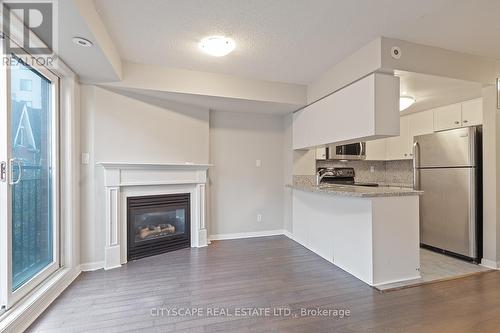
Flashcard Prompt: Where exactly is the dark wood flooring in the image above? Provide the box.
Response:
[27,236,500,332]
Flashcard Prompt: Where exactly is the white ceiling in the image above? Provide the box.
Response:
[397,71,482,114]
[102,86,301,114]
[58,1,119,82]
[93,0,500,85]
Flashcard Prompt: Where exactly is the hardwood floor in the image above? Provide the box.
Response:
[27,236,500,333]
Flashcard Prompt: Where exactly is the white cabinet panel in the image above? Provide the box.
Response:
[292,108,313,150]
[433,103,462,131]
[293,73,399,150]
[308,217,335,262]
[409,110,434,138]
[365,139,387,160]
[461,98,482,127]
[408,110,434,157]
[316,147,327,160]
[386,117,411,160]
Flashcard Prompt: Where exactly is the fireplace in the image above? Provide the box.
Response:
[127,193,190,260]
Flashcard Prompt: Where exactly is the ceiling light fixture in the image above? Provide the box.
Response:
[199,36,235,57]
[400,96,416,111]
[72,37,93,48]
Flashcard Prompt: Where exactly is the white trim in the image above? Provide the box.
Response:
[209,229,286,241]
[0,8,80,330]
[373,275,423,289]
[97,162,213,169]
[100,164,209,269]
[2,51,62,308]
[79,262,104,272]
[480,258,500,270]
[282,230,295,241]
[0,267,80,333]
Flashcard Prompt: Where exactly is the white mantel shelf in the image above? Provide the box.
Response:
[98,162,210,270]
[97,162,213,169]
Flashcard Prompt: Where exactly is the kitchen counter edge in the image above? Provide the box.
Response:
[286,184,423,198]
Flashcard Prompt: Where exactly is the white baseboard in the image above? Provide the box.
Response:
[79,261,105,272]
[480,258,500,270]
[0,267,81,333]
[282,230,294,240]
[209,229,286,241]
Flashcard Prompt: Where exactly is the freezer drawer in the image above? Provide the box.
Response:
[418,167,477,258]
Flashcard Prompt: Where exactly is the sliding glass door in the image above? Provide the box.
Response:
[1,52,59,309]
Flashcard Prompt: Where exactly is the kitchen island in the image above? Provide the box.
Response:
[288,183,423,287]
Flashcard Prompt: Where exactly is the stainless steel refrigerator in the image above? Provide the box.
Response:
[413,126,482,262]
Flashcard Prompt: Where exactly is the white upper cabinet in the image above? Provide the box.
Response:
[409,110,434,138]
[293,73,399,150]
[433,98,482,132]
[292,107,315,150]
[408,110,434,157]
[316,147,327,160]
[385,116,410,160]
[461,98,482,127]
[365,139,387,160]
[366,110,434,161]
[433,103,462,131]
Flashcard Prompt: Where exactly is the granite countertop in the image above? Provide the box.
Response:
[287,183,423,198]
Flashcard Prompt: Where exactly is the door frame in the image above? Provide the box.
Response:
[0,44,61,309]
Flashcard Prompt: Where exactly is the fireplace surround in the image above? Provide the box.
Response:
[127,193,191,260]
[98,162,211,270]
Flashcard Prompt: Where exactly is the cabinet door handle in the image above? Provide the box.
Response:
[463,120,468,123]
[454,121,460,125]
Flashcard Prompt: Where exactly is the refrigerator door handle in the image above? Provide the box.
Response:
[413,141,420,190]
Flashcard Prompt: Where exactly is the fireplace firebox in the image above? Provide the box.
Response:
[127,193,190,260]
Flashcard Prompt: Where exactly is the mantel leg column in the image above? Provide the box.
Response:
[196,184,208,247]
[105,186,122,269]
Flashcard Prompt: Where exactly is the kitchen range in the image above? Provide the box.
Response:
[316,167,379,187]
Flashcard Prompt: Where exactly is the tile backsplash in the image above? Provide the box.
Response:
[316,159,413,187]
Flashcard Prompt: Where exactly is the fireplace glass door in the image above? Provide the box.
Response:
[127,194,190,260]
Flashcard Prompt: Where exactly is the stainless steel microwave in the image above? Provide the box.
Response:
[325,142,366,160]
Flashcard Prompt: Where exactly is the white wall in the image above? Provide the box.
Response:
[482,85,500,266]
[80,85,209,265]
[283,114,293,232]
[209,111,286,236]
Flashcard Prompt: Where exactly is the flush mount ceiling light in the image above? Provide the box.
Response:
[72,37,93,47]
[199,36,235,57]
[400,96,416,111]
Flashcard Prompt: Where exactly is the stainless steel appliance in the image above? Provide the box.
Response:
[325,142,366,160]
[413,126,482,262]
[317,167,378,187]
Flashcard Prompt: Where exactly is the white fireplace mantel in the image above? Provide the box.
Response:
[97,162,212,270]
